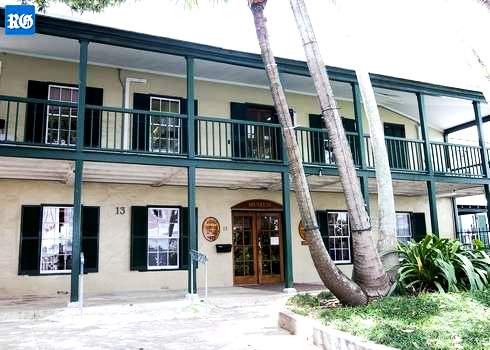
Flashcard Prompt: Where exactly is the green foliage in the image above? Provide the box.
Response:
[288,289,490,350]
[396,234,490,295]
[25,0,126,12]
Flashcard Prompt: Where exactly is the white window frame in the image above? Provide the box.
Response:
[149,97,181,154]
[147,207,180,270]
[326,211,351,264]
[40,206,73,274]
[396,212,413,243]
[45,85,79,146]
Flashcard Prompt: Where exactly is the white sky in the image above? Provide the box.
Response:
[1,0,489,92]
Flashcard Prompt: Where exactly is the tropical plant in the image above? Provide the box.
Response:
[396,234,490,294]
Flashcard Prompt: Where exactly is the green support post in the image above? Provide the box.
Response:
[187,165,197,295]
[417,93,439,236]
[451,198,461,240]
[473,101,490,229]
[359,175,370,215]
[352,82,367,170]
[281,170,294,291]
[186,56,195,159]
[352,84,370,214]
[427,180,439,235]
[70,40,88,303]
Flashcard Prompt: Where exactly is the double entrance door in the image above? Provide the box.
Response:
[232,211,283,285]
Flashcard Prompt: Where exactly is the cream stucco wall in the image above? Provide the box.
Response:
[0,53,444,144]
[0,179,455,297]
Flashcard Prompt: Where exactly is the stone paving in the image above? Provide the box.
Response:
[0,286,320,350]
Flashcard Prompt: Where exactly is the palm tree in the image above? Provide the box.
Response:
[248,0,368,305]
[355,68,398,277]
[323,0,399,276]
[288,0,390,297]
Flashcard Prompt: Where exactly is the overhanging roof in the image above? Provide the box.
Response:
[0,7,485,102]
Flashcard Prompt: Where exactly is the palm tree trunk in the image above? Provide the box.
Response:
[356,69,399,277]
[249,0,368,306]
[289,0,390,298]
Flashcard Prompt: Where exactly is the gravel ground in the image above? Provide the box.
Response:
[0,289,317,350]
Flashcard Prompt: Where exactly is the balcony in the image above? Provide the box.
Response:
[0,94,487,179]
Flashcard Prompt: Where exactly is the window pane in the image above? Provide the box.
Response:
[326,211,351,263]
[49,87,61,100]
[147,208,180,269]
[396,213,412,242]
[40,206,73,273]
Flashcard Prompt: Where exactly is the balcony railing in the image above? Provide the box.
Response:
[456,230,490,251]
[294,127,360,166]
[365,136,426,172]
[0,94,489,178]
[431,142,483,177]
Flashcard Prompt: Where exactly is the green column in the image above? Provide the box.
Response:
[281,170,294,290]
[70,40,88,303]
[187,165,197,294]
[417,93,433,174]
[359,175,370,215]
[473,101,490,230]
[427,180,439,235]
[186,56,195,159]
[352,83,367,169]
[417,93,438,236]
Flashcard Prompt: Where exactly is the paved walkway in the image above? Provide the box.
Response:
[0,285,321,350]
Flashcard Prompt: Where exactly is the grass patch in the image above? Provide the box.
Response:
[287,289,490,350]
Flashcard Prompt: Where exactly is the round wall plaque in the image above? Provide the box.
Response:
[298,220,307,241]
[202,217,221,242]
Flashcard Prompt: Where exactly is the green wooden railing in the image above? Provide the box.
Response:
[294,126,360,166]
[1,95,489,177]
[196,116,283,162]
[431,142,483,177]
[365,135,426,172]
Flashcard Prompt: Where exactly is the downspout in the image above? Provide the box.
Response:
[121,74,147,150]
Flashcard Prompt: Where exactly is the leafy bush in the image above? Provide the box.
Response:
[396,234,490,294]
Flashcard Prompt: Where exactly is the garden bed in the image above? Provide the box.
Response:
[287,289,490,350]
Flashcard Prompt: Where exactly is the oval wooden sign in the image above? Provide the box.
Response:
[202,217,221,242]
[298,220,307,241]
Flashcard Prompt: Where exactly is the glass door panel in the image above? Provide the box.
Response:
[232,213,257,284]
[257,213,283,284]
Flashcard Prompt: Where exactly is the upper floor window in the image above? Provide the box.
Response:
[40,206,73,273]
[396,212,412,243]
[149,97,181,154]
[147,207,180,269]
[46,85,78,146]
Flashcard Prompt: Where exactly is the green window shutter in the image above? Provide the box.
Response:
[411,212,427,242]
[19,205,42,275]
[81,206,100,273]
[25,81,49,144]
[315,210,329,250]
[180,207,198,269]
[130,206,148,271]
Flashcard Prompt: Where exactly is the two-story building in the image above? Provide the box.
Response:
[0,9,489,303]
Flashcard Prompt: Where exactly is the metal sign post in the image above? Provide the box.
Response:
[189,249,209,314]
[80,252,84,317]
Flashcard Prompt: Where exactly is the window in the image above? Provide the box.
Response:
[40,206,73,273]
[396,212,412,243]
[46,85,78,145]
[149,97,181,154]
[326,211,351,263]
[147,207,180,269]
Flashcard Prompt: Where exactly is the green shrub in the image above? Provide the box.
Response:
[396,234,490,294]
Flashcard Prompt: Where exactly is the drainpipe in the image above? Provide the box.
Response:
[123,77,147,150]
